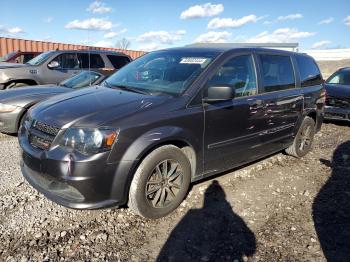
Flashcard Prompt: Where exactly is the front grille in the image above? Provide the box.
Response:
[28,120,60,150]
[32,120,60,136]
[326,96,350,109]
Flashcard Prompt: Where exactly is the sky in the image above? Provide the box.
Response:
[0,0,349,51]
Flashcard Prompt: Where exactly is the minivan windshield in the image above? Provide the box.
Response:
[105,50,218,95]
[26,51,55,66]
[60,71,102,89]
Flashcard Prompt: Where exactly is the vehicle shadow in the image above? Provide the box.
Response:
[323,119,350,127]
[156,180,256,262]
[313,141,350,261]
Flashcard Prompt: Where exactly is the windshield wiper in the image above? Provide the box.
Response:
[110,84,150,95]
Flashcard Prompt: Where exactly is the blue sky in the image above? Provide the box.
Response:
[0,0,349,51]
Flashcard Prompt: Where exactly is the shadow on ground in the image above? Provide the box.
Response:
[314,141,350,261]
[157,180,256,262]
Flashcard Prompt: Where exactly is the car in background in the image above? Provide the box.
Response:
[0,50,131,89]
[19,47,325,219]
[0,70,113,134]
[0,50,41,64]
[324,67,350,122]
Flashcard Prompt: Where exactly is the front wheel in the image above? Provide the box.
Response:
[128,145,191,219]
[285,116,315,158]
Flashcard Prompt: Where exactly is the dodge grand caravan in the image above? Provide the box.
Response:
[19,47,325,218]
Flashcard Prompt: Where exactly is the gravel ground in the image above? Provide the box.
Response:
[0,122,349,262]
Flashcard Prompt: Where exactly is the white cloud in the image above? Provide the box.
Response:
[7,27,23,34]
[277,13,303,21]
[0,25,24,36]
[65,18,113,31]
[312,40,332,49]
[344,16,350,26]
[104,28,127,39]
[194,31,232,43]
[44,17,53,23]
[208,15,263,29]
[137,30,185,44]
[93,40,114,48]
[247,28,315,43]
[137,43,164,52]
[318,17,334,25]
[136,30,186,51]
[87,1,112,14]
[180,3,224,19]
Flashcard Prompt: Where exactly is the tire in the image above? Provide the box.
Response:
[128,145,191,219]
[285,116,315,158]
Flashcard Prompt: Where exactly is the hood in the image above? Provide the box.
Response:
[0,62,29,69]
[31,86,170,128]
[0,85,68,107]
[325,84,350,98]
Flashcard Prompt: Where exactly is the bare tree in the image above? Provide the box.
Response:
[116,38,131,50]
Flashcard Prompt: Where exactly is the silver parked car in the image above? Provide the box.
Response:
[0,50,131,89]
[0,70,114,133]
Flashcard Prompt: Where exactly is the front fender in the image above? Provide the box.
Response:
[109,125,199,163]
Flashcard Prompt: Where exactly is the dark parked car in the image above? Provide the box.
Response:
[19,47,325,218]
[0,70,113,134]
[0,50,41,64]
[324,67,350,121]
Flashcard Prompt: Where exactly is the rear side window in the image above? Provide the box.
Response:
[78,53,105,69]
[23,54,35,63]
[296,55,323,87]
[259,54,295,92]
[107,55,131,69]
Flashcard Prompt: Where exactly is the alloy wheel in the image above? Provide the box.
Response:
[145,159,183,208]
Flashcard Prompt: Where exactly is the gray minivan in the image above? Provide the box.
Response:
[19,47,325,219]
[0,50,131,89]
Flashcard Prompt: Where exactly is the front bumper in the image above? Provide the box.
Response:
[324,106,350,122]
[0,107,24,133]
[19,130,136,209]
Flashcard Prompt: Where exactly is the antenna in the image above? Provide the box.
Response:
[87,29,92,86]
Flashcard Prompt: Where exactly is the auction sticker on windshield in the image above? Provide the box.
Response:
[180,57,208,64]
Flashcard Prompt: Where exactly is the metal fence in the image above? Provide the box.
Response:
[0,37,146,59]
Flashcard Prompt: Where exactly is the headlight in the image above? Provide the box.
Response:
[0,103,19,113]
[59,127,119,155]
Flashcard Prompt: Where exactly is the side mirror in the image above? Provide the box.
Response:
[47,61,60,69]
[203,85,235,103]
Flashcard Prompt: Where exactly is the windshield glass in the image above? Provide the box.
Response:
[326,70,350,86]
[60,71,102,89]
[0,51,16,62]
[105,50,218,95]
[26,51,55,66]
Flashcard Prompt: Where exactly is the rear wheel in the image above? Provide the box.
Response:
[285,116,315,158]
[128,145,191,219]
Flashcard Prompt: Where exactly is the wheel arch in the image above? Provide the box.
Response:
[109,126,199,204]
[5,79,38,88]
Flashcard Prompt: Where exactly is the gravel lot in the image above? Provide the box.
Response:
[0,122,349,262]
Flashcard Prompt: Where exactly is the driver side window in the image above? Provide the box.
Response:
[52,53,79,69]
[207,55,257,98]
